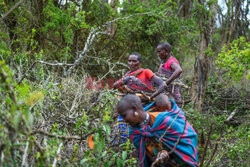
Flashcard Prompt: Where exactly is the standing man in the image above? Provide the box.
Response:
[157,42,183,102]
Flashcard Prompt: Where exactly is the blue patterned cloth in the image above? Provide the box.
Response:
[112,101,156,144]
[111,115,129,145]
[129,99,198,167]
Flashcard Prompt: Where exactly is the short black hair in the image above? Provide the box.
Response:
[157,42,171,52]
[116,94,143,113]
[130,52,142,62]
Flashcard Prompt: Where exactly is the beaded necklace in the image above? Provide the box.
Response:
[139,113,150,127]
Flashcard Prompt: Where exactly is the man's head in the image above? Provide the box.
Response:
[116,94,145,126]
[155,93,172,111]
[156,42,172,60]
[128,52,142,71]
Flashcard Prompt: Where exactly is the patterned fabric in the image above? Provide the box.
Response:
[158,58,182,101]
[124,68,155,90]
[112,115,129,145]
[113,68,156,144]
[112,102,157,145]
[129,99,198,167]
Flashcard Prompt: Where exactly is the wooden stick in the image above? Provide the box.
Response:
[21,141,29,167]
[31,130,81,140]
[52,143,63,167]
[225,108,238,123]
[199,125,213,167]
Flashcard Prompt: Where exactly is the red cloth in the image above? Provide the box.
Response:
[124,68,155,90]
[163,57,179,71]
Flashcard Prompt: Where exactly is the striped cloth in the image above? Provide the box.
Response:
[129,99,198,167]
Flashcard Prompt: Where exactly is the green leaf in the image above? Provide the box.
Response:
[116,157,122,167]
[80,158,88,165]
[122,151,127,160]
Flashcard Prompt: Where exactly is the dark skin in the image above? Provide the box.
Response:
[156,45,182,85]
[155,93,172,111]
[114,54,166,99]
[128,55,140,72]
[118,106,147,126]
[118,94,173,163]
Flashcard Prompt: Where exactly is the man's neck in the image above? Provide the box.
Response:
[165,54,171,61]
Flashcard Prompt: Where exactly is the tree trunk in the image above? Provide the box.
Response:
[190,1,216,111]
[183,0,189,19]
[226,0,241,48]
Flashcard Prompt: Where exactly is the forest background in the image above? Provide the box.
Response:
[0,0,249,166]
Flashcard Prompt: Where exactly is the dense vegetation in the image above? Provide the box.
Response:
[0,0,249,166]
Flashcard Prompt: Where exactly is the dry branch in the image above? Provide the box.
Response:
[21,141,29,167]
[36,60,74,66]
[31,130,81,140]
[225,108,238,123]
[65,11,156,76]
[100,47,128,80]
[199,125,213,167]
[52,143,63,167]
[18,60,74,84]
[18,62,36,84]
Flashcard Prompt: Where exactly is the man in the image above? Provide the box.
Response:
[112,52,166,144]
[157,42,183,102]
[114,52,166,99]
[117,94,198,167]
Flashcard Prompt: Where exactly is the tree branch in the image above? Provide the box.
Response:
[225,108,238,123]
[0,0,25,22]
[18,60,74,84]
[31,130,82,140]
[65,11,155,76]
[52,143,63,167]
[99,47,128,80]
[21,141,29,167]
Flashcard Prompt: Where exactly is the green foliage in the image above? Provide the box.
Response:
[0,0,249,166]
[216,37,250,82]
[42,0,89,48]
[0,61,43,165]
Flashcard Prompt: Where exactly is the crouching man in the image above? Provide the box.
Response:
[116,94,198,167]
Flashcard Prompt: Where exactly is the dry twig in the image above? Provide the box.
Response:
[31,130,81,140]
[21,141,29,167]
[52,143,63,167]
[225,108,238,123]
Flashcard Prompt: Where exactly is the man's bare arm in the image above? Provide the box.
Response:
[150,75,167,99]
[166,62,182,85]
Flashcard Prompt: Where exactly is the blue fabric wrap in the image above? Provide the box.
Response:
[129,99,198,167]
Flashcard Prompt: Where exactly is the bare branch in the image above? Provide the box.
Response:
[31,130,81,140]
[65,11,156,76]
[36,60,74,66]
[99,47,128,80]
[52,143,63,167]
[225,108,238,123]
[18,60,74,84]
[18,61,36,84]
[21,141,29,167]
[199,125,213,167]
